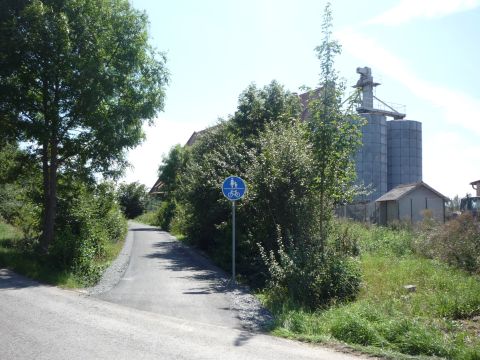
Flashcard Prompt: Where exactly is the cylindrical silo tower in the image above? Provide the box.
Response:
[355,113,388,202]
[387,120,422,190]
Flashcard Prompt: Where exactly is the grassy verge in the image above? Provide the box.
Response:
[134,211,185,241]
[260,222,480,359]
[134,211,158,226]
[0,220,125,288]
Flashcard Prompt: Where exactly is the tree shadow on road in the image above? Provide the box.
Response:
[0,269,41,290]
[234,331,256,347]
[144,239,228,294]
[143,237,273,344]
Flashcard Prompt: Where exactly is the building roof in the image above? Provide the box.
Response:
[150,125,219,195]
[185,131,202,146]
[376,182,449,202]
[148,177,164,195]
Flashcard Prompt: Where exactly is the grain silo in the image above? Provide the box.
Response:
[353,67,422,202]
[387,120,422,190]
[354,113,387,201]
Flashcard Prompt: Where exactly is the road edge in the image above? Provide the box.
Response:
[86,222,135,296]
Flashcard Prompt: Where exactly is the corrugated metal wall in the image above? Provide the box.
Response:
[355,117,422,202]
[387,120,422,190]
[355,113,388,202]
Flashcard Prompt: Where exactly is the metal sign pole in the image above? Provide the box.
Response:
[232,200,236,284]
[222,176,246,286]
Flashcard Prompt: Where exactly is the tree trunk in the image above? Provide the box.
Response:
[40,142,49,252]
[40,133,58,253]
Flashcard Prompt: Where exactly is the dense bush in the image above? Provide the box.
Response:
[134,200,179,231]
[155,200,176,231]
[161,80,363,303]
[0,143,42,240]
[52,182,127,285]
[260,228,361,309]
[117,182,148,219]
[246,121,318,252]
[0,183,41,241]
[416,212,480,274]
[178,122,250,251]
[169,201,188,235]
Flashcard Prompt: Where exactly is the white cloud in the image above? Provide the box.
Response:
[122,117,212,187]
[368,0,480,26]
[336,28,480,138]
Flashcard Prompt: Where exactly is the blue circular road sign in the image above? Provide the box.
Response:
[222,176,247,201]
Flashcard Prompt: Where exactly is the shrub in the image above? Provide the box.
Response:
[117,182,148,219]
[52,182,127,285]
[246,120,318,252]
[260,228,361,309]
[416,212,480,273]
[155,200,176,231]
[0,183,42,242]
[178,122,249,251]
[169,202,188,235]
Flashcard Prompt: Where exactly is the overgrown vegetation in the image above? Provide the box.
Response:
[416,212,480,274]
[0,173,127,286]
[262,219,480,359]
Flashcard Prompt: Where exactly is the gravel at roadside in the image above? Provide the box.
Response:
[87,227,134,296]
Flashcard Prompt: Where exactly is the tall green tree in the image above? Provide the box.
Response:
[157,144,189,201]
[0,0,168,250]
[117,182,148,219]
[307,2,364,250]
[232,81,301,143]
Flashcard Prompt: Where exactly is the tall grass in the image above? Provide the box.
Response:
[134,211,158,226]
[260,220,480,359]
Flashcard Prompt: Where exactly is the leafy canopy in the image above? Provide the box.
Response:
[0,0,169,177]
[117,182,148,219]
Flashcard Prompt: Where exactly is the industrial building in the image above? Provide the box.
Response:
[353,67,422,202]
[347,67,447,224]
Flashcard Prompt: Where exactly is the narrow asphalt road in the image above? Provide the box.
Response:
[0,269,367,360]
[96,222,241,328]
[0,223,370,359]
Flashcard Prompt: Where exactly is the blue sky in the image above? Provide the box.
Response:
[124,0,480,199]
